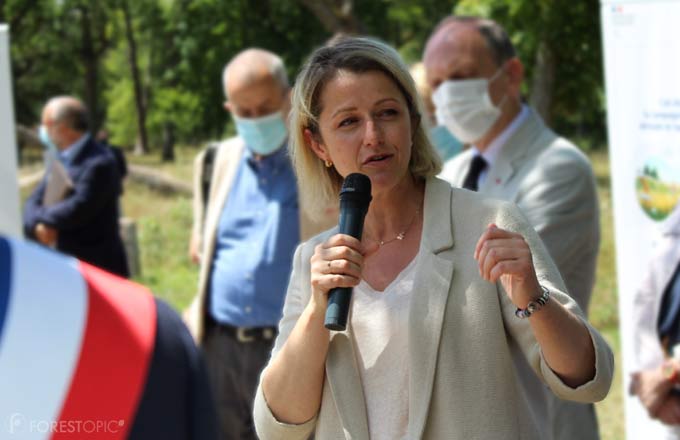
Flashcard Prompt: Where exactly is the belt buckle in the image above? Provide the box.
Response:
[262,328,275,340]
[236,327,255,343]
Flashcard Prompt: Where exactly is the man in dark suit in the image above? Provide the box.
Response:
[23,96,129,277]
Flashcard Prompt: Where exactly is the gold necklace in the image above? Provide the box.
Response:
[371,209,421,246]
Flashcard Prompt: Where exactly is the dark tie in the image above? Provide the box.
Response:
[462,155,487,191]
[658,261,680,355]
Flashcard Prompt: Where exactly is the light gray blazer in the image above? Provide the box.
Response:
[440,108,599,312]
[440,108,601,440]
[253,177,613,440]
[184,137,335,342]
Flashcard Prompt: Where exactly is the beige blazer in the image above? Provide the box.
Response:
[253,177,613,440]
[440,108,601,440]
[184,137,335,342]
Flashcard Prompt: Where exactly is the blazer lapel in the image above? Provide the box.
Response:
[324,178,456,439]
[479,109,545,195]
[326,331,370,440]
[195,139,245,332]
[203,140,244,260]
[408,178,456,438]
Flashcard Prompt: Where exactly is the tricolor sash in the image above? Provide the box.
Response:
[0,237,156,439]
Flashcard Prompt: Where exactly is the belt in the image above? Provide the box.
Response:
[215,322,277,343]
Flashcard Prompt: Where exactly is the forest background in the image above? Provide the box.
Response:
[5,0,603,157]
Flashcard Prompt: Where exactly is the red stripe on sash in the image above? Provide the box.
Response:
[53,262,157,439]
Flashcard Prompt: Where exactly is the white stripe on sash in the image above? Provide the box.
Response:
[0,241,88,439]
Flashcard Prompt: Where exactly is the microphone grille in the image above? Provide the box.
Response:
[341,173,371,195]
[340,173,372,205]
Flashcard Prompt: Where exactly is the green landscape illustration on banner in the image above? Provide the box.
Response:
[636,156,680,221]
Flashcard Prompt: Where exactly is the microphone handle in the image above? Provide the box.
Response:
[325,286,352,331]
[324,205,366,331]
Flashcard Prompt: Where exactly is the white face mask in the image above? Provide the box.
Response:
[432,68,507,144]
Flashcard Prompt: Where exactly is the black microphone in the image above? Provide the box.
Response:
[324,173,372,331]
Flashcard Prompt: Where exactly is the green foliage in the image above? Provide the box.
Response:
[456,0,606,145]
[6,0,80,124]
[148,87,203,142]
[5,0,605,150]
[162,0,329,141]
[103,37,137,147]
[356,1,457,63]
[104,76,137,147]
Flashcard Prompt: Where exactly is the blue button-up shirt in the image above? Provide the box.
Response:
[208,145,300,327]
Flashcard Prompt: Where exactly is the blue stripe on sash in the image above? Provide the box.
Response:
[0,237,11,341]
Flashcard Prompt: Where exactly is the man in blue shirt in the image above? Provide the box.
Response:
[185,49,334,439]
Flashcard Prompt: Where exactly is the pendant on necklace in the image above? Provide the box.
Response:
[379,232,405,247]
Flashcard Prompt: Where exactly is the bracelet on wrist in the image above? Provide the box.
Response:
[514,286,550,319]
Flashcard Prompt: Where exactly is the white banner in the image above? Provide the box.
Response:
[0,24,20,238]
[602,1,680,438]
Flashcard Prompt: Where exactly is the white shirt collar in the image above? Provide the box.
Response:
[471,104,529,185]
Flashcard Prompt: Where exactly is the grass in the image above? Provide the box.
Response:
[588,150,624,439]
[19,145,625,438]
[124,146,198,182]
[122,180,197,310]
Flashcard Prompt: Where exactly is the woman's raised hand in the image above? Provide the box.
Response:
[474,223,543,308]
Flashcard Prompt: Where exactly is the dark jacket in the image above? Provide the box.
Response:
[23,136,129,277]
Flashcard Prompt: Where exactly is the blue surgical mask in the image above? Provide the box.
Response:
[430,125,463,162]
[233,111,287,156]
[39,124,60,160]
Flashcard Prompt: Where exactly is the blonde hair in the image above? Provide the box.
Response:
[409,62,435,123]
[290,37,442,219]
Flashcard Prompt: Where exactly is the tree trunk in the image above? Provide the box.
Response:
[161,121,175,162]
[122,0,149,155]
[528,41,556,124]
[298,0,364,36]
[79,7,100,133]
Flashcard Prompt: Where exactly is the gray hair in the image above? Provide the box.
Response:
[289,37,442,219]
[432,16,516,66]
[222,48,289,99]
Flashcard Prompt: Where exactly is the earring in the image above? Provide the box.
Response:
[324,160,333,168]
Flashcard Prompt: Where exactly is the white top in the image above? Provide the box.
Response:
[350,254,418,440]
[472,104,530,187]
